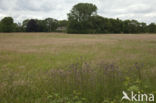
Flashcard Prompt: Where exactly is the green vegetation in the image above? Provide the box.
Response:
[0,17,15,32]
[67,3,156,34]
[0,3,156,33]
[0,33,156,103]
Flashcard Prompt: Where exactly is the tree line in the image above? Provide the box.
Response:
[0,3,156,34]
[0,17,68,32]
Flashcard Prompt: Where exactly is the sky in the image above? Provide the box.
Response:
[0,0,156,24]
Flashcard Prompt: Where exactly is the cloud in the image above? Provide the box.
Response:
[0,0,156,24]
[14,0,54,12]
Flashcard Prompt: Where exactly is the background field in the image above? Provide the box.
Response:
[0,33,156,103]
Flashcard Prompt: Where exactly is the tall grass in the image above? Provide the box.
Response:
[0,61,155,103]
[0,33,155,103]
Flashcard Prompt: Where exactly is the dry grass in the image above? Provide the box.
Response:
[0,33,156,103]
[0,33,156,53]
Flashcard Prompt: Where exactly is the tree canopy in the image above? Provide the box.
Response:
[67,3,156,34]
[26,19,39,32]
[0,17,14,32]
[68,3,97,22]
[0,3,156,34]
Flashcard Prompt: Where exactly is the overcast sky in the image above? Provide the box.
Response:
[0,0,156,24]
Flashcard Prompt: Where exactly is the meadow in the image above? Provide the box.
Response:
[0,33,156,103]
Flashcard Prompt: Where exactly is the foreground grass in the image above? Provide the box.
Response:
[0,33,156,103]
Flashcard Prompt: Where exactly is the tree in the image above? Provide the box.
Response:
[68,3,97,22]
[22,19,30,32]
[0,21,2,32]
[13,23,23,32]
[58,20,68,27]
[138,22,147,33]
[148,23,156,33]
[67,3,97,33]
[1,17,14,32]
[45,18,58,32]
[26,19,39,32]
[36,20,47,32]
[123,20,140,33]
[87,15,109,33]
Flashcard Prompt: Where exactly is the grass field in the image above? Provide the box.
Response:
[0,33,156,103]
